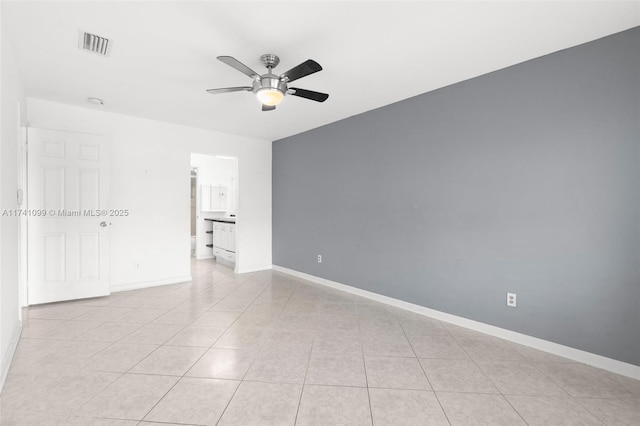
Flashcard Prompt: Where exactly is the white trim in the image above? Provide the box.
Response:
[236,264,272,274]
[0,321,22,393]
[19,126,28,309]
[272,265,640,380]
[111,275,192,293]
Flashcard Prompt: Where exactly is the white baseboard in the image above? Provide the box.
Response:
[0,320,22,393]
[272,265,640,380]
[111,275,193,293]
[236,264,273,274]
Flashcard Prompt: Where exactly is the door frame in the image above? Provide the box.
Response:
[190,153,239,272]
[19,126,28,307]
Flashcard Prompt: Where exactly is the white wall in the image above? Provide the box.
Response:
[27,98,272,292]
[0,7,26,390]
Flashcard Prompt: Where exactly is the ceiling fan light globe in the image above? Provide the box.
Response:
[257,88,284,106]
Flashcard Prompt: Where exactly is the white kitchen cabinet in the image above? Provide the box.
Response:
[211,223,220,248]
[226,224,235,252]
[212,220,235,263]
[201,184,228,212]
[213,246,235,263]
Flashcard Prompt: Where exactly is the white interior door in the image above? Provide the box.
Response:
[27,128,110,304]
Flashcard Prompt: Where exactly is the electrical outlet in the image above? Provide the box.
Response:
[317,254,322,263]
[134,262,140,270]
[507,292,517,307]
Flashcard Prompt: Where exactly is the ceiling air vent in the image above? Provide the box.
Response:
[78,30,112,56]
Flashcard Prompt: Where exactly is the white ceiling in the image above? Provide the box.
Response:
[3,1,639,141]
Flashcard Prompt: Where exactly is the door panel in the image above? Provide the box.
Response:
[43,167,65,210]
[43,139,65,157]
[43,233,66,283]
[79,169,100,210]
[78,233,100,280]
[28,128,110,304]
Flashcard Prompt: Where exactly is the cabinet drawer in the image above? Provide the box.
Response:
[222,250,235,262]
[213,247,235,263]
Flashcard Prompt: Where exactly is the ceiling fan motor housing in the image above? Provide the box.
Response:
[253,73,288,95]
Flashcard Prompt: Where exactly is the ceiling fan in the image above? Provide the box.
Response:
[206,54,329,111]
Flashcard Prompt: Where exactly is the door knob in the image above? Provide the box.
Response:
[99,221,108,227]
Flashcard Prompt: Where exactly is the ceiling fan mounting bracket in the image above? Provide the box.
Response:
[260,54,280,70]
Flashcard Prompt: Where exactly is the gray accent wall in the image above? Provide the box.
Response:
[273,27,640,366]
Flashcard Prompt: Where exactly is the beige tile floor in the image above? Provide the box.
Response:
[1,258,639,425]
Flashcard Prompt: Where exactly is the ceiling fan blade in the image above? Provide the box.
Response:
[217,56,260,79]
[280,59,322,82]
[206,87,252,94]
[289,88,329,102]
[262,104,276,112]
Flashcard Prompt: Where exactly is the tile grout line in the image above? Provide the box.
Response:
[449,328,532,425]
[213,346,258,426]
[33,313,166,419]
[218,274,298,425]
[359,312,376,426]
[401,322,453,426]
[71,264,251,422]
[274,280,308,426]
[136,269,260,424]
[74,319,189,421]
[293,333,315,425]
[12,262,639,424]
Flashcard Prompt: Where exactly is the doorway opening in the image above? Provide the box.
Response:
[190,167,198,256]
[190,153,238,271]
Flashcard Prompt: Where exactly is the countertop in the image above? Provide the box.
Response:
[204,217,236,224]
